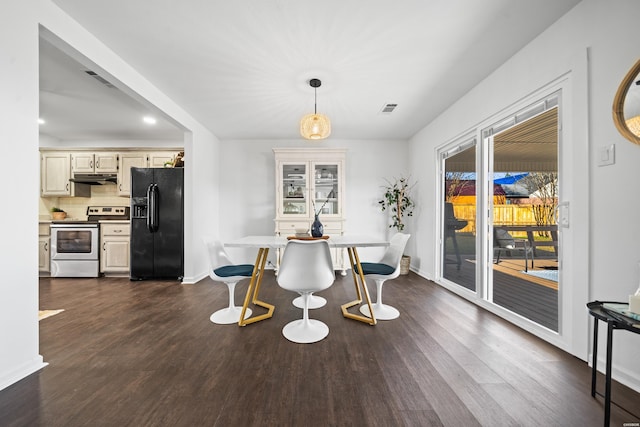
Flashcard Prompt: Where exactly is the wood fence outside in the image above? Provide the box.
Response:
[451,204,556,234]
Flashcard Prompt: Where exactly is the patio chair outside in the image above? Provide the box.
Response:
[494,228,534,272]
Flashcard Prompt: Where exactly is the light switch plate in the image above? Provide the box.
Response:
[598,144,615,166]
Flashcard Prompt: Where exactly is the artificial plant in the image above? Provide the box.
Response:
[378,176,415,231]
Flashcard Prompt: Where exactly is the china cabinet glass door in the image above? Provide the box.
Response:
[281,163,307,216]
[313,163,340,216]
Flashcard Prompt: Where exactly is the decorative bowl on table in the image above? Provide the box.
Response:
[295,228,309,237]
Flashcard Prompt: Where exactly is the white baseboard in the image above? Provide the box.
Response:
[181,272,208,284]
[590,353,640,394]
[0,355,47,392]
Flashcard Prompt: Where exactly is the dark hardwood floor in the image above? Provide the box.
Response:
[1,272,638,426]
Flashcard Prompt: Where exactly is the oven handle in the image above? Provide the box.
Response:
[147,183,159,233]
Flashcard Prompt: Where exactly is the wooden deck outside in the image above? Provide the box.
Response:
[444,254,559,331]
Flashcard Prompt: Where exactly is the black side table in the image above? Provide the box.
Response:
[587,301,640,427]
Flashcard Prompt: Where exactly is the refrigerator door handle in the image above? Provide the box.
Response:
[146,183,155,232]
[151,184,159,232]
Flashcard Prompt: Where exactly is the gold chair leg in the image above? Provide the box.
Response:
[238,248,275,326]
[340,247,377,325]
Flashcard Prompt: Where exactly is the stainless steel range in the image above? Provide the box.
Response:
[50,206,129,278]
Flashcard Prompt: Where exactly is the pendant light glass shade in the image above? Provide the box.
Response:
[300,78,331,140]
[300,112,331,140]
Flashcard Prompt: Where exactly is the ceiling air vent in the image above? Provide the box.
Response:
[380,103,398,114]
[84,70,116,88]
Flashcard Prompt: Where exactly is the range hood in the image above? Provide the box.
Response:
[69,173,117,185]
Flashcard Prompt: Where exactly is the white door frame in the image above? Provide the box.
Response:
[435,73,589,360]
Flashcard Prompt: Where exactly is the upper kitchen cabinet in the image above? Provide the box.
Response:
[39,149,182,198]
[41,152,71,196]
[41,151,93,197]
[71,152,118,174]
[117,152,148,197]
[117,151,180,196]
[148,152,176,168]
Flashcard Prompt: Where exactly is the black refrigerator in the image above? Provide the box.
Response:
[130,167,184,280]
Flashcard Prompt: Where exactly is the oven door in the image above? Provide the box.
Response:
[51,225,99,260]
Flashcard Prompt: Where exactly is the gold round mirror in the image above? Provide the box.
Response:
[613,58,640,144]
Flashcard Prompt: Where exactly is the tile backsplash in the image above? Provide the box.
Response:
[40,184,128,220]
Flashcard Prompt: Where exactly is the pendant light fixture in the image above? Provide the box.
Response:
[300,78,331,140]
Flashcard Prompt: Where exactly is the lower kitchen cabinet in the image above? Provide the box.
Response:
[100,222,130,274]
[39,223,50,274]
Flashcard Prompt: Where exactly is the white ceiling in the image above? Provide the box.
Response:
[39,37,184,141]
[42,0,581,141]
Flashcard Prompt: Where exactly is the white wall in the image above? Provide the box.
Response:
[0,0,46,391]
[586,0,640,391]
[409,0,640,392]
[219,138,409,266]
[0,0,221,390]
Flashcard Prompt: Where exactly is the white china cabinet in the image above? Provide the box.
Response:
[273,148,347,273]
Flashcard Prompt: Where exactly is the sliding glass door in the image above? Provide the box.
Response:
[441,139,477,292]
[488,100,559,331]
[438,93,561,333]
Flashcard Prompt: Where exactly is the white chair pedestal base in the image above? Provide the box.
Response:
[276,241,335,344]
[210,307,252,325]
[292,294,326,309]
[210,279,252,324]
[282,318,329,343]
[359,302,399,320]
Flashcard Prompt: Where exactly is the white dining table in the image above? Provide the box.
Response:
[225,235,389,326]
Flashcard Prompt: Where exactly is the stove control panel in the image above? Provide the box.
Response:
[86,206,130,218]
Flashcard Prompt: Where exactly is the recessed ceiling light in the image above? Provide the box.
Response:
[143,116,157,125]
[38,118,45,125]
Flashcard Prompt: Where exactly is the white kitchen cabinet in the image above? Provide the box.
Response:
[40,149,181,198]
[94,152,119,172]
[41,152,71,196]
[39,223,50,274]
[117,151,180,196]
[273,148,347,272]
[71,152,119,174]
[148,152,176,168]
[117,152,147,196]
[100,222,130,274]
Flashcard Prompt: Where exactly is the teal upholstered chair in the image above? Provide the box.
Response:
[357,232,410,320]
[203,236,253,324]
